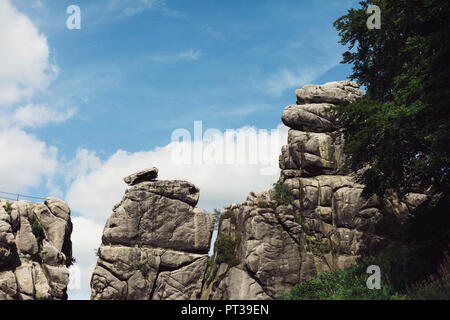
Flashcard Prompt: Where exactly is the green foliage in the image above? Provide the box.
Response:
[406,250,450,300]
[203,257,215,282]
[257,201,276,209]
[212,209,222,230]
[306,234,331,256]
[333,0,450,197]
[280,246,450,300]
[3,201,13,217]
[66,256,76,268]
[385,194,450,290]
[279,259,394,300]
[281,195,450,300]
[134,240,143,248]
[137,259,151,277]
[215,233,238,265]
[272,183,294,206]
[294,215,303,226]
[31,214,45,247]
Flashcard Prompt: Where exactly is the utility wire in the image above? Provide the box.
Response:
[0,190,46,200]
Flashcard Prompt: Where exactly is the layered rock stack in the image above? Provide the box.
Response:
[0,198,73,300]
[201,81,425,300]
[91,167,214,300]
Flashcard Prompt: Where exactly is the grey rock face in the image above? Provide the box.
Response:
[279,129,346,176]
[202,81,426,300]
[282,103,338,132]
[295,80,363,105]
[123,167,158,186]
[91,170,214,300]
[0,198,73,300]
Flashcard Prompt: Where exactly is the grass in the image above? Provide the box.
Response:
[279,245,450,300]
[404,249,450,300]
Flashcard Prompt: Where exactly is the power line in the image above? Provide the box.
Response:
[0,190,46,201]
[0,196,19,202]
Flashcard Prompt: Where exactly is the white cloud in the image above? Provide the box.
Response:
[259,67,322,97]
[258,54,342,96]
[147,48,202,63]
[10,104,78,128]
[65,124,288,299]
[0,128,58,192]
[68,216,104,300]
[0,0,58,106]
[66,124,288,222]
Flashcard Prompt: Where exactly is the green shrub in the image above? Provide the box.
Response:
[134,241,143,248]
[272,183,294,206]
[405,249,450,300]
[294,216,303,226]
[66,256,76,268]
[215,234,238,265]
[137,259,151,277]
[3,201,13,217]
[279,259,395,300]
[31,214,45,247]
[257,201,276,209]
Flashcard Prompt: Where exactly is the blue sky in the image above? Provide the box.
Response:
[13,0,356,159]
[1,0,360,299]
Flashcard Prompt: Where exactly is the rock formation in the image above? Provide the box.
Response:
[0,198,73,300]
[91,168,214,300]
[201,81,426,300]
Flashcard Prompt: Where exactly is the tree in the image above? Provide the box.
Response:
[333,0,450,198]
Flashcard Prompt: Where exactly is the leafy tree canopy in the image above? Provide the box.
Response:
[333,0,450,197]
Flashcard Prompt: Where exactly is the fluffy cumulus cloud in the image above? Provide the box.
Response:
[0,0,58,106]
[66,124,288,298]
[10,104,78,128]
[0,128,58,192]
[66,124,289,221]
[0,1,65,196]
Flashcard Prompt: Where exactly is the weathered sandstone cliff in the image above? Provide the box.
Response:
[201,81,426,299]
[91,167,214,300]
[0,198,73,300]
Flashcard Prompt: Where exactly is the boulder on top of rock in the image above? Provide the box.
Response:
[123,167,158,186]
[91,169,214,300]
[128,180,200,207]
[295,81,363,105]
